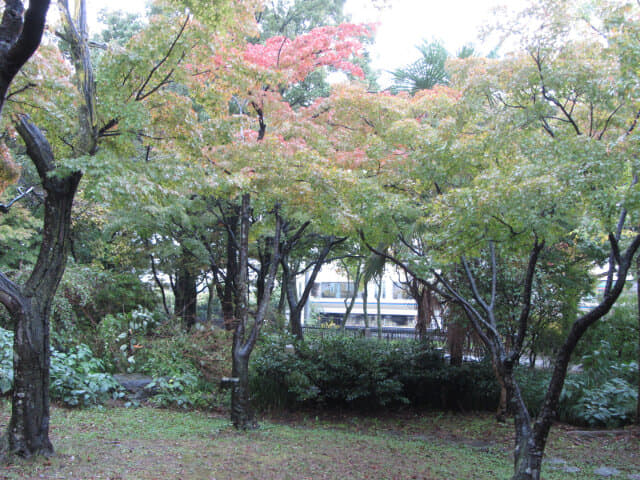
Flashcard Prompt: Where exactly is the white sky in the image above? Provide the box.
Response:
[84,0,526,86]
[344,0,525,85]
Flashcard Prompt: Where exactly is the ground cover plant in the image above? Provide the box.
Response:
[0,402,637,480]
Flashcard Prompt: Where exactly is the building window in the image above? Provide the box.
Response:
[392,283,411,300]
[321,282,340,298]
[312,282,357,298]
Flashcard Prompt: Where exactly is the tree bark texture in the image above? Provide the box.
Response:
[219,214,238,331]
[284,270,303,339]
[57,0,97,154]
[0,116,81,458]
[173,259,197,331]
[446,315,465,367]
[230,349,256,430]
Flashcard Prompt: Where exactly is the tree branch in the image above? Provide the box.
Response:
[0,0,51,115]
[0,185,33,213]
[512,237,544,358]
[135,15,189,101]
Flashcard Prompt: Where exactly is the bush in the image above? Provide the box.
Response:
[557,341,638,427]
[95,306,157,372]
[133,323,232,409]
[250,333,638,426]
[250,335,501,411]
[50,263,159,352]
[559,373,637,427]
[50,344,122,407]
[0,327,120,407]
[0,326,13,394]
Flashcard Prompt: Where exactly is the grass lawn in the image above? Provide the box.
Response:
[0,402,638,479]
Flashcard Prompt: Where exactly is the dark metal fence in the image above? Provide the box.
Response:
[302,325,425,340]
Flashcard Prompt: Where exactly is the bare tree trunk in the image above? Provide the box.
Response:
[493,360,509,422]
[5,301,53,458]
[284,270,303,339]
[375,275,382,338]
[411,283,439,341]
[173,258,197,331]
[231,346,256,429]
[0,0,51,116]
[636,255,640,425]
[362,281,369,328]
[447,315,465,366]
[206,281,216,323]
[219,214,238,331]
[230,194,281,430]
[282,234,342,341]
[341,287,358,330]
[0,116,81,459]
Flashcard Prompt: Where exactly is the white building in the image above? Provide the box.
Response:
[298,263,425,329]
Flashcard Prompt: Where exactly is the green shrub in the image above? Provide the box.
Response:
[133,323,232,410]
[0,327,120,407]
[95,306,157,372]
[250,333,638,426]
[145,372,208,409]
[0,326,13,394]
[559,373,637,427]
[250,335,500,411]
[50,344,122,407]
[50,263,159,352]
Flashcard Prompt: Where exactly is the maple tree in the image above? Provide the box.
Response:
[0,0,250,455]
[322,2,640,479]
[82,0,374,427]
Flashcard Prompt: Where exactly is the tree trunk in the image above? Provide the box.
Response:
[510,397,543,480]
[206,281,217,323]
[341,281,358,330]
[447,318,465,366]
[284,268,303,339]
[174,259,197,331]
[363,282,369,328]
[512,441,544,480]
[497,359,543,480]
[375,276,382,338]
[637,255,640,425]
[0,116,81,459]
[0,0,51,117]
[277,278,286,316]
[415,287,431,340]
[281,236,339,341]
[6,300,53,458]
[228,194,282,430]
[220,215,239,331]
[230,349,256,430]
[493,360,509,422]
